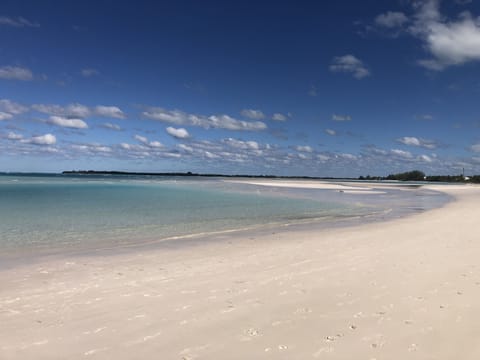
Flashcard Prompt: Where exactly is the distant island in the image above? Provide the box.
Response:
[61,170,356,180]
[62,169,480,183]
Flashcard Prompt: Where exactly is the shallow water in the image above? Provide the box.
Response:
[0,174,449,261]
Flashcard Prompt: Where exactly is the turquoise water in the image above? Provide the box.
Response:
[0,174,448,260]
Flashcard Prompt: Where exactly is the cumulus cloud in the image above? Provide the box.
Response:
[410,0,480,70]
[166,126,190,139]
[134,134,163,148]
[0,16,39,28]
[332,114,352,121]
[329,55,370,79]
[0,99,28,114]
[272,113,287,121]
[0,112,13,121]
[26,133,56,145]
[0,66,33,81]
[94,105,125,119]
[81,68,99,77]
[47,116,88,129]
[325,129,337,136]
[241,109,265,120]
[143,107,267,131]
[397,136,437,149]
[375,11,409,28]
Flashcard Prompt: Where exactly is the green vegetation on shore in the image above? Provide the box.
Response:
[359,170,480,183]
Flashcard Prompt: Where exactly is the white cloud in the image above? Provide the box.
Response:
[143,107,267,131]
[223,138,260,150]
[65,104,90,118]
[329,55,370,79]
[71,143,112,155]
[241,109,265,120]
[81,68,99,77]
[102,122,122,131]
[0,16,39,28]
[166,126,190,139]
[470,143,480,152]
[418,154,433,162]
[149,141,163,148]
[47,115,88,129]
[325,129,337,136]
[397,136,437,149]
[391,149,413,158]
[375,11,408,28]
[411,0,480,70]
[0,66,33,81]
[178,144,193,152]
[27,133,56,145]
[205,151,220,159]
[6,131,23,140]
[0,99,28,114]
[339,153,357,161]
[296,145,313,153]
[272,113,287,121]
[0,112,13,121]
[32,103,125,119]
[134,134,163,148]
[94,105,126,119]
[332,114,352,121]
[32,103,90,118]
[134,134,148,144]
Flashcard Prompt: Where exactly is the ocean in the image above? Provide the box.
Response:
[0,174,449,263]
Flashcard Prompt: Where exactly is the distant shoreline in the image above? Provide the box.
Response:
[60,170,358,180]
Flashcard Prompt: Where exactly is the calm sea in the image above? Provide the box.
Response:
[0,174,449,262]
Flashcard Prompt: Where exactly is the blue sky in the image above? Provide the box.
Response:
[1,0,480,176]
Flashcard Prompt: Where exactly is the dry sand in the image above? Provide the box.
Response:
[1,184,480,359]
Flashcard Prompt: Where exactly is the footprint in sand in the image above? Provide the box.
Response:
[408,343,418,352]
[245,328,261,337]
[294,307,312,315]
[313,346,334,357]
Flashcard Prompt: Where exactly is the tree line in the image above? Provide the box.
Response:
[359,170,480,183]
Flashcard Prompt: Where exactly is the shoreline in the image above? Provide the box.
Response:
[1,183,479,359]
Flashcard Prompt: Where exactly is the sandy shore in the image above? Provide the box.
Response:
[1,184,480,359]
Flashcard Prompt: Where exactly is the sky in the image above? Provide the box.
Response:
[1,0,480,177]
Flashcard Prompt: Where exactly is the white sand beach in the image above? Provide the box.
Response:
[1,183,480,359]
